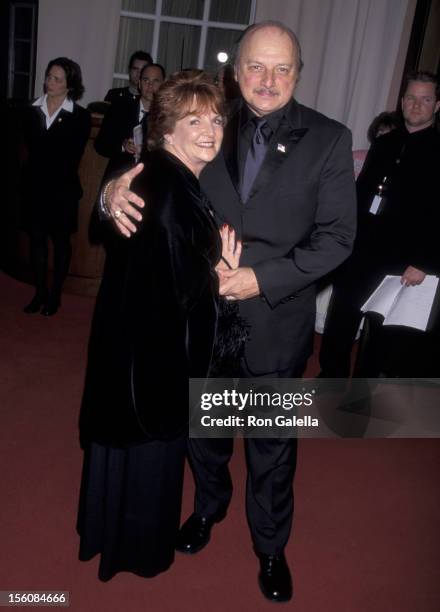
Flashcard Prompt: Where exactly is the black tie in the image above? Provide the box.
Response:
[141,110,148,139]
[241,118,271,202]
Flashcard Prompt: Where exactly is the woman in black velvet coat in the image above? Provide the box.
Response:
[21,57,91,316]
[78,71,241,581]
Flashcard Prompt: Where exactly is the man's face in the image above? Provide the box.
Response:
[234,27,298,117]
[139,66,164,102]
[402,81,440,133]
[129,59,149,89]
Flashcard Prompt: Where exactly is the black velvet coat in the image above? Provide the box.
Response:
[80,150,221,446]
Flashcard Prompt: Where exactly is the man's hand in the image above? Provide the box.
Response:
[401,266,426,286]
[122,138,137,155]
[105,163,145,237]
[218,267,260,301]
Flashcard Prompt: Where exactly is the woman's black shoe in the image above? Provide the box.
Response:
[24,291,47,314]
[41,296,60,317]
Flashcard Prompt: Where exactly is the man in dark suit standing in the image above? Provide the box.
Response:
[101,21,356,602]
[104,50,152,104]
[95,64,165,164]
[319,71,440,379]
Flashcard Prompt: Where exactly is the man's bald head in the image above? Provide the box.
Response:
[234,22,303,117]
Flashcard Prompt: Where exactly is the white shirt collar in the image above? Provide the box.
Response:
[33,94,74,128]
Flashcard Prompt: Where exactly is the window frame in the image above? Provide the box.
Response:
[7,0,38,100]
[114,0,257,81]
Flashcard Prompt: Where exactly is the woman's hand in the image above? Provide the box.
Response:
[216,225,242,272]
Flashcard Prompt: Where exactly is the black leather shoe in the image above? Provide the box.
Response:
[41,296,60,317]
[175,512,225,554]
[258,553,293,602]
[24,291,47,314]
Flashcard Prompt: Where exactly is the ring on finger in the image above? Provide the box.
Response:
[114,209,124,220]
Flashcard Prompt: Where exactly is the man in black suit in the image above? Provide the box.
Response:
[101,22,356,602]
[319,71,440,379]
[95,64,165,164]
[104,50,152,104]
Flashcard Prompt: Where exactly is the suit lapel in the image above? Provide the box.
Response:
[47,108,72,132]
[141,108,148,128]
[131,99,141,126]
[247,101,308,202]
[222,110,241,194]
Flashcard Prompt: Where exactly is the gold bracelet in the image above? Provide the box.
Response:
[101,180,114,218]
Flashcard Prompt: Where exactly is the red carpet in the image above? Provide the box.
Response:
[1,271,439,611]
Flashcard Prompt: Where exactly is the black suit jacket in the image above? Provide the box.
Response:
[104,86,138,105]
[355,125,440,276]
[94,97,143,159]
[21,102,91,232]
[201,99,356,374]
[80,150,221,446]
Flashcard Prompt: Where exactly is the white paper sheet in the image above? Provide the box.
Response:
[361,275,439,331]
[133,124,143,162]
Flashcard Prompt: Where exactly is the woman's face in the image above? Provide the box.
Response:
[164,107,224,177]
[45,65,68,99]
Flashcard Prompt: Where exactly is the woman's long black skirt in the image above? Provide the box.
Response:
[77,435,187,581]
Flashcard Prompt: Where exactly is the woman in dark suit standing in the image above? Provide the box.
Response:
[21,57,91,316]
[78,71,242,581]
